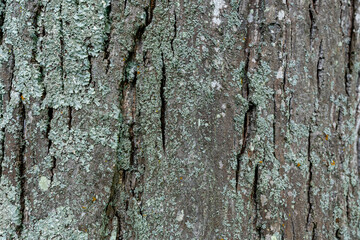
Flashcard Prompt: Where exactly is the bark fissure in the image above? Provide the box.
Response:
[59,2,65,92]
[312,0,319,14]
[306,128,314,229]
[0,0,6,43]
[16,101,26,238]
[335,228,341,239]
[68,106,72,130]
[345,0,356,96]
[309,5,317,49]
[316,40,324,95]
[46,107,56,183]
[235,51,253,192]
[252,164,260,237]
[312,223,317,240]
[104,0,112,73]
[235,101,255,191]
[0,127,4,179]
[103,0,157,235]
[160,52,167,153]
[87,49,93,87]
[170,11,177,54]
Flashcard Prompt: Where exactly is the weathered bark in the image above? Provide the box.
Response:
[0,0,360,239]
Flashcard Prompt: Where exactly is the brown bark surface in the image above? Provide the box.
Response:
[0,0,360,239]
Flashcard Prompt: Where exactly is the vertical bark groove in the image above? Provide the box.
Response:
[306,128,314,231]
[252,164,261,237]
[160,52,166,153]
[104,0,112,73]
[16,101,26,237]
[309,4,317,49]
[170,11,177,55]
[0,0,6,43]
[68,106,72,130]
[316,40,324,95]
[59,2,65,92]
[345,0,356,96]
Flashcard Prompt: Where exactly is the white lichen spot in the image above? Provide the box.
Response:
[261,195,268,206]
[211,81,222,90]
[211,0,226,25]
[221,104,226,110]
[39,176,51,191]
[271,235,278,240]
[176,210,184,222]
[276,67,284,79]
[356,13,360,24]
[248,9,254,23]
[219,161,223,169]
[278,10,285,20]
[220,112,226,117]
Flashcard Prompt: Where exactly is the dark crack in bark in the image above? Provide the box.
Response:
[87,48,93,87]
[316,40,324,95]
[345,0,356,96]
[16,99,26,238]
[309,4,317,49]
[252,164,261,238]
[68,106,72,130]
[103,0,157,236]
[0,0,6,43]
[30,2,43,64]
[104,0,112,73]
[170,11,177,55]
[235,51,252,192]
[312,223,317,240]
[59,2,65,92]
[46,107,56,184]
[160,52,167,154]
[306,128,314,231]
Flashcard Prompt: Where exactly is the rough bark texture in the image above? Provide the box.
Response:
[0,0,360,239]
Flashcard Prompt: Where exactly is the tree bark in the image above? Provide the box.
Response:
[0,0,360,239]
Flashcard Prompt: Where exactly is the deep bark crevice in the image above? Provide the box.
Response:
[309,5,317,49]
[235,101,255,191]
[316,40,324,95]
[16,101,26,238]
[160,52,167,153]
[59,2,65,92]
[312,0,319,14]
[103,0,158,235]
[0,0,6,43]
[68,106,72,130]
[170,11,177,54]
[335,228,341,239]
[235,50,253,192]
[30,1,43,64]
[87,49,93,87]
[252,164,260,236]
[115,211,122,239]
[306,128,314,229]
[104,0,112,73]
[345,0,356,96]
[0,127,4,180]
[312,223,317,240]
[46,107,56,183]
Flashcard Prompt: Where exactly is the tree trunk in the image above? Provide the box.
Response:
[0,0,360,239]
